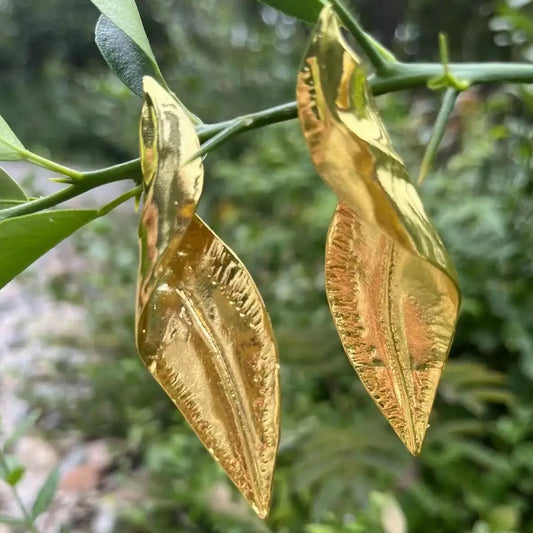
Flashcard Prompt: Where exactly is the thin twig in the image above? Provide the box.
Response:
[4,58,533,217]
[187,118,252,164]
[418,88,459,185]
[0,168,138,220]
[97,185,142,216]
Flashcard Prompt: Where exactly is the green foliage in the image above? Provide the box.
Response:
[0,210,99,289]
[0,515,26,527]
[33,102,526,532]
[95,15,162,97]
[0,412,58,531]
[402,0,501,61]
[492,0,533,59]
[0,168,28,209]
[31,467,60,520]
[304,492,406,533]
[3,412,41,455]
[5,465,25,487]
[258,0,326,23]
[2,0,533,531]
[0,115,25,160]
[91,0,158,64]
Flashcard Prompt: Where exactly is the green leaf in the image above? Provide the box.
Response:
[0,209,99,290]
[0,514,25,526]
[0,455,21,479]
[6,466,25,487]
[95,15,162,97]
[258,0,326,23]
[4,410,41,452]
[31,467,60,519]
[0,115,25,161]
[91,0,157,64]
[0,167,28,210]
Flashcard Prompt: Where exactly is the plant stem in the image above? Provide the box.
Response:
[197,101,297,142]
[4,59,533,217]
[81,158,142,185]
[194,60,533,153]
[97,185,142,217]
[0,167,136,220]
[0,451,39,533]
[0,139,83,180]
[188,117,252,163]
[372,61,533,94]
[20,149,83,181]
[418,88,459,185]
[328,0,393,75]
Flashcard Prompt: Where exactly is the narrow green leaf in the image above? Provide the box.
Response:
[258,0,326,23]
[91,0,157,63]
[4,410,41,452]
[0,455,20,479]
[0,209,99,290]
[418,88,459,185]
[0,115,25,161]
[31,467,60,519]
[6,466,25,487]
[0,167,28,211]
[95,15,162,97]
[0,514,25,526]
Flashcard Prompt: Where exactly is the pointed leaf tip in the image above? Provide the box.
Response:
[0,167,28,209]
[91,0,156,63]
[297,6,460,453]
[0,115,25,161]
[137,80,279,516]
[325,203,458,454]
[31,466,60,519]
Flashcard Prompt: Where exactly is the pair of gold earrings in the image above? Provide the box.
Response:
[135,6,460,518]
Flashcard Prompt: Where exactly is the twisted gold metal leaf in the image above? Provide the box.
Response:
[136,77,280,517]
[296,7,460,454]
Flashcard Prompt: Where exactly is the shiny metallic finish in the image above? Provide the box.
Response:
[138,76,203,310]
[136,77,280,517]
[297,7,460,454]
[326,203,458,453]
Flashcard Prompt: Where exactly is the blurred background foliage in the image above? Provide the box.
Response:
[2,0,533,531]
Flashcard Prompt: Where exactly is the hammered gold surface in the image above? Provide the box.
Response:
[326,203,458,453]
[297,7,460,454]
[136,77,280,517]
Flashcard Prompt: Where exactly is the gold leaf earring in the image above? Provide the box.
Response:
[136,77,280,517]
[296,7,460,455]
